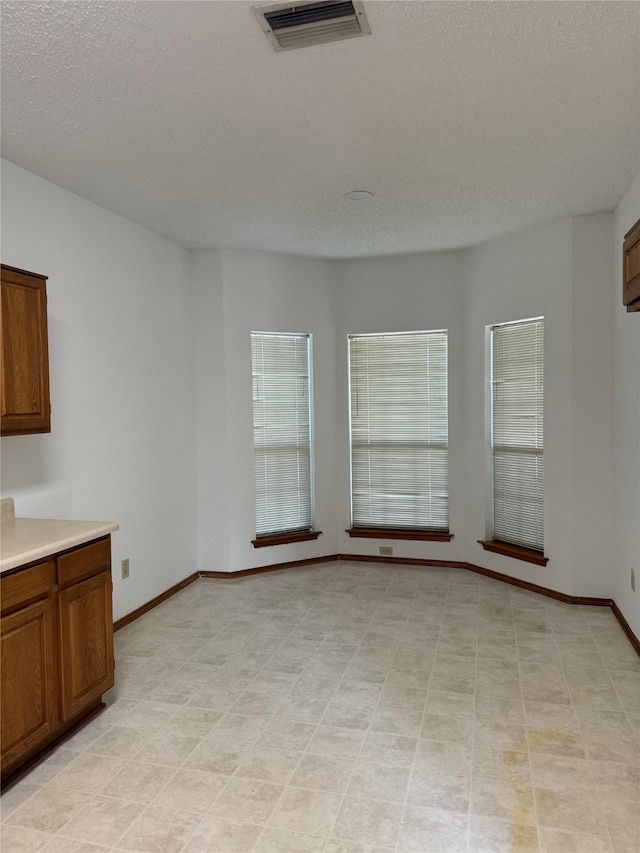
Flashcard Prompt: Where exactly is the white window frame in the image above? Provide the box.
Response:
[348,329,449,533]
[251,331,314,539]
[488,317,544,553]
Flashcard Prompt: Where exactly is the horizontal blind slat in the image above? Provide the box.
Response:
[349,330,449,531]
[491,319,544,551]
[252,332,312,536]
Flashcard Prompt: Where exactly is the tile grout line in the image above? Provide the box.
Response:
[514,585,541,853]
[175,576,310,853]
[314,563,407,852]
[319,565,400,851]
[553,603,611,849]
[237,562,391,851]
[576,613,623,853]
[465,578,480,853]
[395,567,453,853]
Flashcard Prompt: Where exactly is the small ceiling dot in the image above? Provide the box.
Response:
[345,190,373,201]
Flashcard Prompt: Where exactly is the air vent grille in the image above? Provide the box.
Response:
[264,1,355,29]
[253,1,371,52]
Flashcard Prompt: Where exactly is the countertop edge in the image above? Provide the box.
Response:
[1,521,119,574]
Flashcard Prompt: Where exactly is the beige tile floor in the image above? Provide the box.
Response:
[1,561,639,852]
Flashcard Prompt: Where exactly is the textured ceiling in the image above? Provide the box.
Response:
[2,1,639,258]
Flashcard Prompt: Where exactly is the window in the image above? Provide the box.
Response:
[348,330,449,535]
[251,332,314,542]
[489,317,544,554]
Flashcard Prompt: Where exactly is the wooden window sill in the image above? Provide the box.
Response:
[478,539,549,566]
[252,530,322,548]
[346,528,453,542]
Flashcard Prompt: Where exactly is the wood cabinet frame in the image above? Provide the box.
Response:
[58,569,114,721]
[623,217,640,312]
[0,537,114,788]
[1,264,51,435]
[0,591,57,770]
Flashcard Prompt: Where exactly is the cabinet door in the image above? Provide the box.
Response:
[58,570,114,721]
[1,598,56,772]
[1,264,51,436]
[623,218,640,312]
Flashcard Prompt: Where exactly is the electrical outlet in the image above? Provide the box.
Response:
[632,569,636,592]
[379,546,393,556]
[121,558,130,580]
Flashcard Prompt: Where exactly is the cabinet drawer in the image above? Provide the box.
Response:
[57,538,111,588]
[1,561,53,615]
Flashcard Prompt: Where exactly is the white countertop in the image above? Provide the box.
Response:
[1,498,119,574]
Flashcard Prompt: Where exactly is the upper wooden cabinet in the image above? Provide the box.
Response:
[623,218,640,313]
[1,264,51,435]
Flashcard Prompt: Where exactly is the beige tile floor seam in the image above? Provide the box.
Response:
[227,595,357,847]
[542,615,610,849]
[461,579,482,853]
[515,604,578,853]
[1,562,638,853]
[253,566,404,850]
[391,574,468,853]
[286,579,424,853]
[4,743,212,851]
[530,600,637,853]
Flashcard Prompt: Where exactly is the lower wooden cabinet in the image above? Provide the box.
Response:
[1,593,56,770]
[0,537,114,785]
[58,569,114,721]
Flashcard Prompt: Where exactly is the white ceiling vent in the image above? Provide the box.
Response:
[252,1,371,52]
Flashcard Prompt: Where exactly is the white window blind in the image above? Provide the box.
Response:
[348,330,449,531]
[251,332,312,537]
[491,318,544,551]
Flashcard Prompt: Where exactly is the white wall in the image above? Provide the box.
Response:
[190,251,229,573]
[0,160,198,621]
[570,214,615,597]
[613,173,640,635]
[463,218,576,594]
[192,248,338,572]
[461,213,618,599]
[334,251,467,564]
